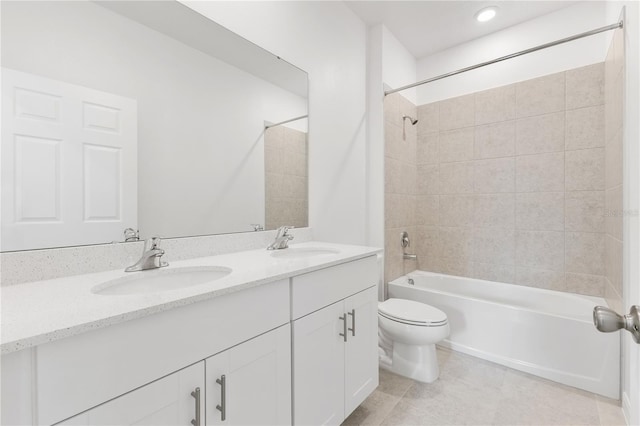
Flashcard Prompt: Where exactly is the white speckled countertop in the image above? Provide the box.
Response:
[1,241,381,354]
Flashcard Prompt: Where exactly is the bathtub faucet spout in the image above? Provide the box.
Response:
[403,253,417,260]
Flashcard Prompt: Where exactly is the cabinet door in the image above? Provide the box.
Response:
[59,362,204,426]
[344,286,379,416]
[293,301,346,426]
[206,324,291,426]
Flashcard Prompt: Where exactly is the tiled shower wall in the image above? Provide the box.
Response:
[264,125,309,231]
[604,28,625,312]
[384,94,418,286]
[384,62,620,298]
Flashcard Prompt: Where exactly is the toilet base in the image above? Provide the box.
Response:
[380,342,440,383]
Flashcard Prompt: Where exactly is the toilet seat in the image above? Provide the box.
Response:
[378,298,447,327]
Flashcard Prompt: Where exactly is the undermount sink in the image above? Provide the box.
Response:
[270,247,340,259]
[92,266,233,296]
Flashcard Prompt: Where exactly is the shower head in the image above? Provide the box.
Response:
[403,115,418,125]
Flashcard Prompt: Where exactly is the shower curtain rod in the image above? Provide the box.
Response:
[264,115,308,129]
[384,20,624,96]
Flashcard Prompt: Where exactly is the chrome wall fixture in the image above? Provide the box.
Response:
[384,21,624,96]
[264,115,308,129]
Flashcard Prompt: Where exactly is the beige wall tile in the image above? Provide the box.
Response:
[439,127,474,163]
[605,235,623,297]
[605,129,623,188]
[565,272,605,297]
[385,194,415,229]
[516,230,564,271]
[515,72,565,118]
[475,84,516,125]
[605,72,624,142]
[516,152,564,192]
[417,132,438,165]
[565,63,604,109]
[439,227,473,260]
[439,195,474,227]
[605,186,623,240]
[473,263,516,284]
[565,105,605,150]
[515,192,564,231]
[439,256,474,278]
[417,164,440,195]
[473,228,515,265]
[384,122,401,159]
[385,157,403,194]
[416,226,440,262]
[474,121,515,159]
[516,267,566,291]
[565,191,605,233]
[474,157,515,193]
[565,232,605,276]
[474,194,515,229]
[439,162,474,194]
[565,148,605,191]
[289,153,307,177]
[439,93,475,130]
[266,172,284,199]
[416,195,439,226]
[515,112,565,155]
[384,92,401,128]
[417,102,439,134]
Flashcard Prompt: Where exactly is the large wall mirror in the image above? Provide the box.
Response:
[1,1,309,251]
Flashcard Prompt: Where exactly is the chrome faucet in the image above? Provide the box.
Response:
[125,237,168,272]
[267,226,294,250]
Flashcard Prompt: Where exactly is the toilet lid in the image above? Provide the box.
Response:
[378,298,447,326]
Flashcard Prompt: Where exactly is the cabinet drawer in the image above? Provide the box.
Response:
[291,256,377,320]
[36,279,289,425]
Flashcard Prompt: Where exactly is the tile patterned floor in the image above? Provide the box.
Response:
[343,348,626,426]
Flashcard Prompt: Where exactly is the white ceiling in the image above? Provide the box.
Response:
[345,1,579,59]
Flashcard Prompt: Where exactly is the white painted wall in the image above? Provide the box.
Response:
[1,1,306,243]
[416,1,611,104]
[183,1,368,245]
[381,26,417,104]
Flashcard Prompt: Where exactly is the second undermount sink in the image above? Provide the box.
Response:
[92,266,233,296]
[270,247,340,259]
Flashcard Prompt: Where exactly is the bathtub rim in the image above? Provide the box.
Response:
[389,270,607,324]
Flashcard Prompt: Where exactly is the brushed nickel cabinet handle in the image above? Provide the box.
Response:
[339,314,348,342]
[190,387,201,426]
[216,375,227,421]
[348,309,356,337]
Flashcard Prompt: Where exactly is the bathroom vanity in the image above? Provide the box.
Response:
[1,242,380,425]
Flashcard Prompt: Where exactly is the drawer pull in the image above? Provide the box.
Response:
[339,314,348,342]
[190,387,201,426]
[348,309,356,337]
[216,375,227,421]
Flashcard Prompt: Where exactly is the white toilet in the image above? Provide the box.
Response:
[378,298,450,383]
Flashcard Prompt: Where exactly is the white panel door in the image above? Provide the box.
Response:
[293,301,346,426]
[1,68,137,250]
[205,324,291,426]
[344,286,379,417]
[58,362,204,426]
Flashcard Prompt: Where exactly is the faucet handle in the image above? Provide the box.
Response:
[276,225,294,237]
[144,237,162,250]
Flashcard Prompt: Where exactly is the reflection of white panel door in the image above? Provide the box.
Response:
[1,68,137,250]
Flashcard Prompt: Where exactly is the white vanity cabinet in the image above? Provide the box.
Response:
[1,251,382,426]
[59,362,205,426]
[205,325,291,426]
[291,256,379,425]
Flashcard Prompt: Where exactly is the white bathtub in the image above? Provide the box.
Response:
[388,271,620,398]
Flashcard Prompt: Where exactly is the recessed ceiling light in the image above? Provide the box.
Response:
[475,6,498,23]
